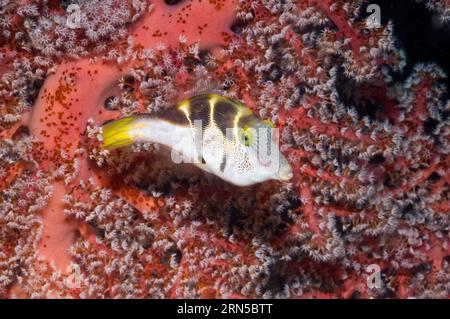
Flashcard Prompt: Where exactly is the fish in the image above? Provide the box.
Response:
[101,93,293,186]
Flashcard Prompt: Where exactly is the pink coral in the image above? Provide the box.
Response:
[0,0,449,298]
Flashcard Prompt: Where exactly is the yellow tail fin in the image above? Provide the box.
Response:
[101,117,137,150]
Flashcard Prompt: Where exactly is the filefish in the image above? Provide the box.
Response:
[101,93,293,186]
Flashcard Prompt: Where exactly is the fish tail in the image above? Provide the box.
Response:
[101,116,141,150]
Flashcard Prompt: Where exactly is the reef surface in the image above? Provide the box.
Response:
[0,0,449,298]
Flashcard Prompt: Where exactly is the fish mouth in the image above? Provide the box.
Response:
[277,165,293,181]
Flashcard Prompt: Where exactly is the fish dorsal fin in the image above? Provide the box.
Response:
[177,70,224,102]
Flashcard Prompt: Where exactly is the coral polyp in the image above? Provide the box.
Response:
[0,0,449,299]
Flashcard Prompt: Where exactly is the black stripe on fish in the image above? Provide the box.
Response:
[156,94,252,138]
[188,95,213,129]
[213,100,240,138]
[157,105,190,126]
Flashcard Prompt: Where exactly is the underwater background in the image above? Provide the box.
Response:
[0,0,449,298]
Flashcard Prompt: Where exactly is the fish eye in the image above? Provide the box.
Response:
[238,127,254,147]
